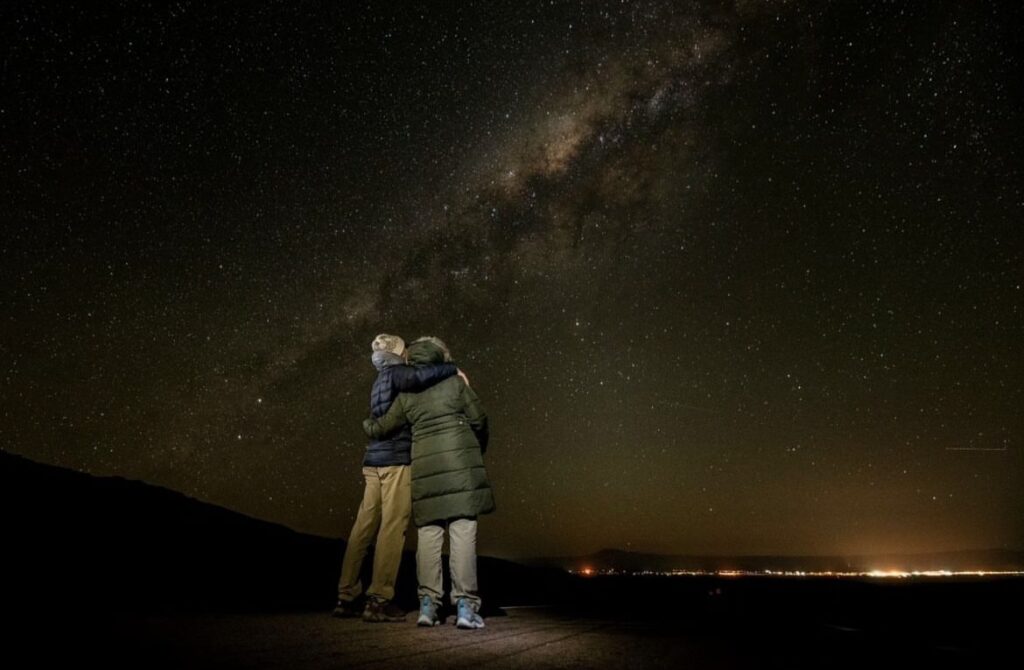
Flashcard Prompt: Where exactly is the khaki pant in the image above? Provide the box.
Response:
[337,465,411,602]
[416,518,481,609]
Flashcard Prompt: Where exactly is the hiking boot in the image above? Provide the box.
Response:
[417,595,440,627]
[332,598,363,618]
[362,596,405,623]
[455,597,484,629]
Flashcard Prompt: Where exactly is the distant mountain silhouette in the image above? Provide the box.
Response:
[533,546,1024,573]
[0,450,567,615]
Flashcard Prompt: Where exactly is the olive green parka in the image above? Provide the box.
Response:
[362,341,494,526]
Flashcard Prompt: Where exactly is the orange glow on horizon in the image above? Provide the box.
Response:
[566,567,1022,578]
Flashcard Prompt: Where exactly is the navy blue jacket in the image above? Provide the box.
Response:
[365,362,457,466]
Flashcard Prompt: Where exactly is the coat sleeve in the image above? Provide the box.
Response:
[461,383,489,454]
[363,395,408,439]
[389,363,457,392]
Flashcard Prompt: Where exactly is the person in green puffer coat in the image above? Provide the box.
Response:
[362,337,494,629]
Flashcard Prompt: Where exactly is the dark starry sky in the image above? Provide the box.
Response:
[2,1,1021,559]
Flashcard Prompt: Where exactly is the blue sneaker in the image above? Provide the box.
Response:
[417,595,440,627]
[455,597,484,629]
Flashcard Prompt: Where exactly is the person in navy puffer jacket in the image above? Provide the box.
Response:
[333,333,461,622]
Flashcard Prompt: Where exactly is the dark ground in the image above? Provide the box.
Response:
[8,576,1022,669]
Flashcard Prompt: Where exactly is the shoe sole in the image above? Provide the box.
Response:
[417,616,441,627]
[456,617,485,629]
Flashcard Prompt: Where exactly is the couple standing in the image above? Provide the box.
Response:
[333,334,494,629]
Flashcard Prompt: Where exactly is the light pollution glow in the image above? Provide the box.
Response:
[571,568,1024,579]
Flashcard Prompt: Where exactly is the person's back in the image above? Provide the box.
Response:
[364,349,457,467]
[372,341,493,527]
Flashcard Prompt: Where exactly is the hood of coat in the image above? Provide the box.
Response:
[406,340,447,366]
[371,350,405,371]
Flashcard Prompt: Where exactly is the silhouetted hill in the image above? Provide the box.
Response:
[0,450,567,615]
[1,450,341,613]
[533,546,1024,573]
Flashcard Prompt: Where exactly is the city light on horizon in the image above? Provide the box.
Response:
[568,568,1024,579]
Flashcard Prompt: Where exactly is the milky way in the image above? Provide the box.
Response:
[2,1,1021,557]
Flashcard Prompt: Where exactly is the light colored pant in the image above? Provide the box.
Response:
[416,518,481,609]
[337,465,411,602]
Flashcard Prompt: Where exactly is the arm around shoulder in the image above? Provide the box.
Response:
[391,363,457,392]
[363,395,408,438]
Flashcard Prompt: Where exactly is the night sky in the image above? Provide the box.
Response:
[2,1,1021,559]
